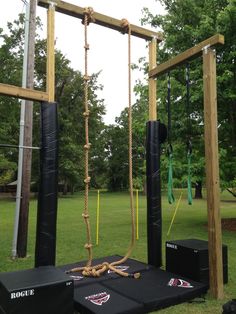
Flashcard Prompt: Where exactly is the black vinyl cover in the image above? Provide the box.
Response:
[103,268,208,313]
[74,283,144,314]
[35,102,58,267]
[68,255,208,314]
[0,266,74,314]
[146,120,162,267]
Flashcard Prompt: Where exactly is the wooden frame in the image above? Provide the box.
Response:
[149,38,157,120]
[149,34,224,78]
[149,34,224,299]
[38,0,162,41]
[0,83,48,102]
[47,3,55,102]
[0,1,160,102]
[203,48,223,298]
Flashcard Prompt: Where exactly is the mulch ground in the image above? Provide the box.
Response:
[221,218,236,232]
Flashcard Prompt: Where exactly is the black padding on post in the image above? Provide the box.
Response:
[159,122,167,144]
[146,120,162,267]
[35,102,58,267]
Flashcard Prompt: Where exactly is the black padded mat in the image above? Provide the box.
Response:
[103,268,208,312]
[59,255,152,287]
[73,283,144,314]
[65,256,208,313]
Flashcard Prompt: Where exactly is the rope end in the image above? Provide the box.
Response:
[129,272,141,279]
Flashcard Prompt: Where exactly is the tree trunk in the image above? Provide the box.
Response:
[195,180,203,199]
[63,183,68,195]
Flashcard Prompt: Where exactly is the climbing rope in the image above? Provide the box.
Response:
[187,141,193,205]
[167,144,175,204]
[167,72,175,204]
[82,7,93,268]
[67,14,139,279]
[186,63,192,205]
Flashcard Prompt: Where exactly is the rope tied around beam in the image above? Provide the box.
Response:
[120,18,130,34]
[82,7,95,25]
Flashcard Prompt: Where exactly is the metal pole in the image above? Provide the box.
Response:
[12,1,30,259]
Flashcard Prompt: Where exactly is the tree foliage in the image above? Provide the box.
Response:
[0,15,106,192]
[137,0,236,196]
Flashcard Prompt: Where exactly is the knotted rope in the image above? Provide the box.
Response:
[67,16,139,279]
[82,8,93,268]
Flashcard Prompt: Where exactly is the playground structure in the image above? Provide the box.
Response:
[0,1,226,313]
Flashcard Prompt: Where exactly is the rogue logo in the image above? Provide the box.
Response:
[166,243,177,250]
[168,278,193,288]
[11,289,35,299]
[85,292,110,306]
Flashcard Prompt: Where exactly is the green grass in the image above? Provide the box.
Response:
[0,190,235,313]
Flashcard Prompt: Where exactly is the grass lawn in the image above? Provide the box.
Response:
[0,189,235,313]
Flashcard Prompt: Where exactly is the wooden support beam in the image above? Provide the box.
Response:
[47,3,55,102]
[0,83,48,102]
[38,0,162,42]
[149,34,224,78]
[149,38,157,120]
[203,48,224,299]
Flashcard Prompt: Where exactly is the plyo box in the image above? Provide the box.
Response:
[0,266,74,314]
[166,238,228,284]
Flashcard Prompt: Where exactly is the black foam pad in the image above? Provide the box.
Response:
[0,266,73,314]
[103,268,208,312]
[59,255,152,287]
[74,283,144,314]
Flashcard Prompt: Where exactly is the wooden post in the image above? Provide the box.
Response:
[149,38,157,120]
[203,47,224,299]
[47,3,55,102]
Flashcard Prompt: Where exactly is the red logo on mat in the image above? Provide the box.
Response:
[168,278,194,288]
[108,265,129,274]
[85,292,110,306]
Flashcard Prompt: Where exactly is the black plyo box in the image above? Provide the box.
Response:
[0,266,74,314]
[166,239,228,284]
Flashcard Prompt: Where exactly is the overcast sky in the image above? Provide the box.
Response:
[0,0,165,124]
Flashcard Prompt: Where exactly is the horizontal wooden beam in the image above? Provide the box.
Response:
[0,83,49,102]
[149,34,224,78]
[38,0,162,41]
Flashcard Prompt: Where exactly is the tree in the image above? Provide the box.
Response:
[0,15,107,195]
[140,0,236,197]
[105,86,150,192]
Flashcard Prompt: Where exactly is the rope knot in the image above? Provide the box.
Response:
[83,110,90,117]
[129,272,141,279]
[84,243,92,250]
[84,143,91,150]
[121,18,130,34]
[82,213,89,219]
[84,44,90,50]
[83,75,90,81]
[84,177,91,184]
[82,7,95,25]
